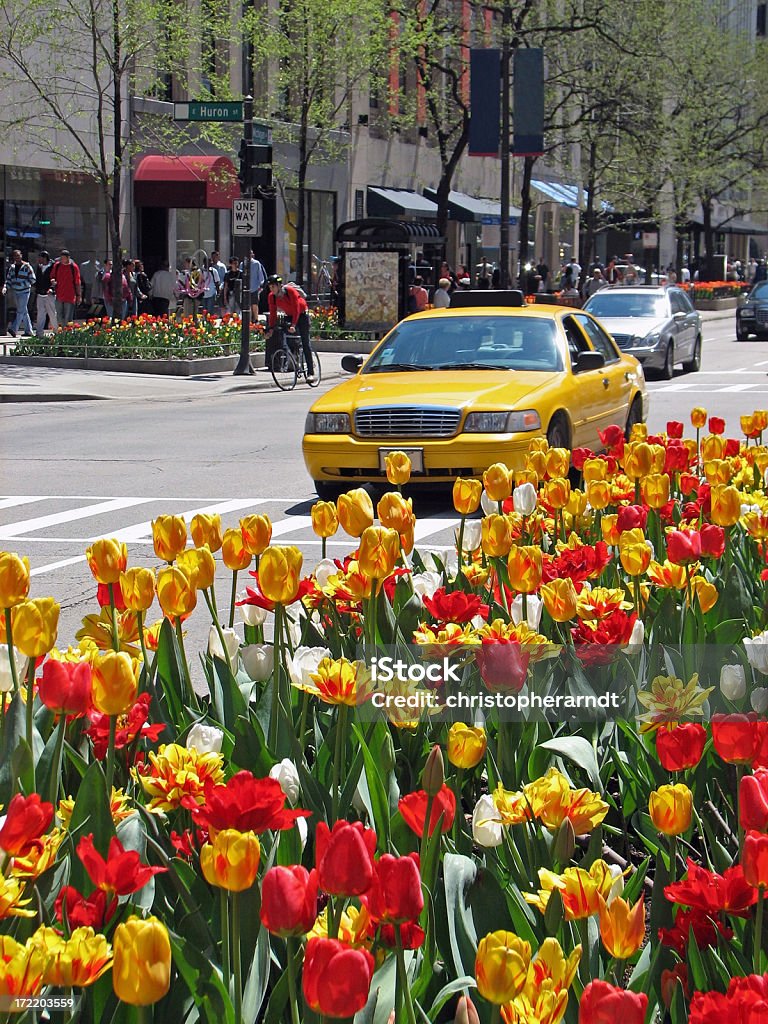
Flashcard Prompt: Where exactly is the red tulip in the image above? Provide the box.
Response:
[361,854,424,924]
[708,417,725,435]
[742,830,768,888]
[579,980,648,1024]
[378,920,426,949]
[315,820,377,896]
[260,865,318,936]
[664,441,690,474]
[725,437,740,458]
[616,505,647,533]
[740,770,768,832]
[664,859,756,915]
[302,937,374,1018]
[666,529,702,565]
[475,639,531,693]
[38,658,92,716]
[656,723,707,772]
[55,885,117,930]
[399,785,456,836]
[76,834,166,896]
[422,588,489,625]
[712,714,758,764]
[598,425,625,455]
[666,421,684,439]
[0,793,53,856]
[192,771,310,834]
[699,524,725,558]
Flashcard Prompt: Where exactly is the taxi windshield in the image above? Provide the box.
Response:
[363,315,563,373]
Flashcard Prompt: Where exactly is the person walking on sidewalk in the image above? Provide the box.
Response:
[34,250,58,337]
[3,249,35,337]
[266,274,314,380]
[149,260,175,317]
[50,249,82,325]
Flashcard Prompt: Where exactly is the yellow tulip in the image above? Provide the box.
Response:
[528,437,549,454]
[566,489,588,517]
[540,578,578,622]
[91,650,139,715]
[151,515,187,562]
[623,442,654,480]
[649,783,692,835]
[240,514,272,555]
[475,930,531,1004]
[481,514,513,558]
[507,545,543,593]
[176,546,216,591]
[453,477,483,515]
[85,538,128,585]
[119,567,156,612]
[542,477,570,509]
[358,526,400,580]
[221,528,252,570]
[701,434,726,461]
[34,926,112,987]
[9,597,60,658]
[112,915,171,1006]
[311,501,339,538]
[601,514,620,546]
[526,450,547,481]
[384,450,412,486]
[691,575,718,613]
[641,473,670,510]
[583,457,608,483]
[447,723,487,769]
[259,546,303,604]
[586,480,611,510]
[710,484,741,527]
[598,895,645,959]
[703,459,733,485]
[690,407,707,429]
[0,551,30,608]
[156,565,197,618]
[483,463,512,502]
[190,513,223,552]
[377,492,414,534]
[619,528,651,576]
[200,828,261,892]
[337,489,374,537]
[545,447,570,479]
[514,469,539,489]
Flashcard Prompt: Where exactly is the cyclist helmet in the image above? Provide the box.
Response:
[267,274,283,285]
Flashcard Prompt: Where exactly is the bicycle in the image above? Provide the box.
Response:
[312,254,334,303]
[269,327,322,391]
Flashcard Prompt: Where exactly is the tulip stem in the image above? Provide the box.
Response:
[220,888,231,998]
[24,655,35,776]
[105,714,117,792]
[321,537,327,560]
[228,570,238,629]
[47,711,68,807]
[286,937,301,1024]
[108,583,121,653]
[451,768,463,845]
[269,602,284,751]
[331,704,348,823]
[456,515,466,568]
[136,611,152,692]
[231,892,243,1024]
[174,618,200,712]
[4,608,19,693]
[204,588,232,673]
[489,1008,501,1024]
[755,885,765,974]
[135,1008,151,1024]
[394,926,418,1024]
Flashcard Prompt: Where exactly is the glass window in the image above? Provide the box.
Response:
[175,209,216,270]
[574,314,620,363]
[284,188,337,281]
[584,291,668,318]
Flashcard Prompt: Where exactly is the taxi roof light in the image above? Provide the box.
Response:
[449,290,526,309]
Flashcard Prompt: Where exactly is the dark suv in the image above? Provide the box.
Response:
[737,281,768,342]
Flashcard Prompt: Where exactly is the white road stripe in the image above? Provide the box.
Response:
[413,517,458,542]
[722,382,768,393]
[0,496,47,511]
[30,556,91,577]
[270,516,314,538]
[0,498,155,539]
[110,498,272,542]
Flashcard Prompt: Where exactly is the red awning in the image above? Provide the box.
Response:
[133,155,240,209]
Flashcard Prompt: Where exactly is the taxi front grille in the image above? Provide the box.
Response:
[354,406,461,438]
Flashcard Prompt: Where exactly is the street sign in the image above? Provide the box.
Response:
[174,101,244,122]
[233,199,263,236]
[252,123,271,145]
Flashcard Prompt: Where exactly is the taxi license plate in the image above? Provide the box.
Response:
[378,448,424,474]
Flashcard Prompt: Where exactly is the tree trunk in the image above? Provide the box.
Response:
[516,155,534,289]
[295,100,309,287]
[701,196,715,271]
[111,0,122,319]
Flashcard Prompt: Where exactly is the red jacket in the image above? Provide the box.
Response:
[267,285,308,328]
[50,260,81,304]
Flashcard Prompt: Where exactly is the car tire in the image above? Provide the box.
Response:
[736,327,748,342]
[547,412,570,449]
[625,396,644,440]
[683,336,702,373]
[314,481,343,501]
[660,342,674,380]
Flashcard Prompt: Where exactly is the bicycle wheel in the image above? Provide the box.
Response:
[271,347,298,390]
[307,346,322,387]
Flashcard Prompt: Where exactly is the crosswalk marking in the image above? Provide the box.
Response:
[0,496,47,511]
[0,498,156,540]
[110,499,272,542]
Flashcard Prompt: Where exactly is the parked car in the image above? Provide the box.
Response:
[736,281,768,342]
[303,291,647,496]
[582,285,702,379]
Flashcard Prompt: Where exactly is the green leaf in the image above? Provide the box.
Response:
[0,692,28,804]
[442,854,479,979]
[352,721,393,842]
[155,617,188,725]
[428,977,476,1021]
[66,761,116,893]
[171,934,235,1024]
[242,926,271,1024]
[537,736,602,792]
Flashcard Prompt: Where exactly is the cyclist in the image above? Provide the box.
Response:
[265,274,315,381]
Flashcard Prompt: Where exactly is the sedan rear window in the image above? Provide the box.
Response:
[363,315,563,373]
[585,293,667,318]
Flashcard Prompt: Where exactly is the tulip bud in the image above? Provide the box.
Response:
[241,642,275,681]
[553,817,576,864]
[269,758,301,805]
[240,514,272,556]
[186,722,224,755]
[542,476,571,509]
[112,915,171,1006]
[207,625,240,663]
[0,551,30,608]
[690,406,707,428]
[472,794,504,848]
[384,450,412,486]
[453,477,483,516]
[454,995,481,1024]
[190,512,223,552]
[720,663,747,702]
[151,514,187,563]
[540,578,578,622]
[377,492,414,534]
[586,480,611,510]
[422,744,445,797]
[86,538,128,585]
[710,484,741,527]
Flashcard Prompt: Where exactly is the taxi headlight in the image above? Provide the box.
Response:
[304,412,351,433]
[464,410,541,433]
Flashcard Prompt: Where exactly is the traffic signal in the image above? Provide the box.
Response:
[237,141,273,191]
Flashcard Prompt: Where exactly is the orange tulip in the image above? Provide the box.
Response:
[384,450,412,486]
[690,407,707,429]
[190,513,223,552]
[507,545,543,593]
[701,434,726,461]
[240,514,272,555]
[156,565,197,618]
[200,829,261,891]
[0,552,30,608]
[542,477,570,509]
[85,538,128,585]
[453,478,483,515]
[221,528,252,570]
[337,489,374,537]
[120,567,156,612]
[709,484,741,527]
[598,895,645,959]
[483,463,512,502]
[545,447,570,479]
[151,515,187,562]
[377,492,414,534]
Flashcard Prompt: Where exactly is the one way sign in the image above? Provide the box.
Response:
[233,199,263,236]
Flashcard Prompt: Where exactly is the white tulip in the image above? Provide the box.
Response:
[0,648,27,693]
[297,815,308,849]
[411,571,442,600]
[752,688,768,714]
[238,595,268,627]
[745,630,768,675]
[208,626,240,663]
[241,643,274,682]
[269,758,301,805]
[472,794,504,847]
[459,520,483,553]
[420,548,458,576]
[288,646,330,687]
[720,664,747,702]
[628,619,645,648]
[480,491,497,516]
[187,722,224,755]
[511,593,543,630]
[285,611,303,648]
[513,482,537,517]
[606,864,625,904]
[313,558,338,590]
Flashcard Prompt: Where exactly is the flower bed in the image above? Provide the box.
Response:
[689,281,750,301]
[11,313,264,360]
[5,409,768,1022]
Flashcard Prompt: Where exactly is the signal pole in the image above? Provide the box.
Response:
[233,94,255,376]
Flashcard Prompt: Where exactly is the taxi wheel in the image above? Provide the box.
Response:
[314,481,343,501]
[625,397,643,440]
[546,413,570,450]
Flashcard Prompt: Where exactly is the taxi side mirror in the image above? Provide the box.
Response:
[341,354,364,373]
[574,351,605,373]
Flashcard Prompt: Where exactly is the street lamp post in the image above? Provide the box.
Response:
[234,94,255,376]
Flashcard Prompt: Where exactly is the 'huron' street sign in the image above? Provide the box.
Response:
[174,101,244,122]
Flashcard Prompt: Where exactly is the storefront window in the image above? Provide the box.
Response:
[283,188,337,288]
[175,208,217,269]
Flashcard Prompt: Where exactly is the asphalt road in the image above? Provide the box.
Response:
[1,310,765,665]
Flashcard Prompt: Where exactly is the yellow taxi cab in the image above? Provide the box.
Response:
[303,291,648,496]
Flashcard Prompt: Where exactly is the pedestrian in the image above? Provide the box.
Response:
[245,251,267,321]
[2,249,35,337]
[439,261,458,292]
[201,260,219,315]
[604,257,621,285]
[210,250,227,310]
[432,278,451,308]
[102,264,131,321]
[49,249,82,326]
[123,259,138,317]
[754,260,767,284]
[223,257,243,313]
[408,275,429,313]
[134,260,151,314]
[182,261,205,319]
[477,258,494,288]
[535,256,549,290]
[34,250,58,337]
[149,260,175,317]
[582,268,605,299]
[265,274,315,380]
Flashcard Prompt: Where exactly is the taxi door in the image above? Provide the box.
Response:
[562,314,611,450]
[572,313,632,439]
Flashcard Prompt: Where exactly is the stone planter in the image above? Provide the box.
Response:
[0,352,266,376]
[693,297,739,311]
